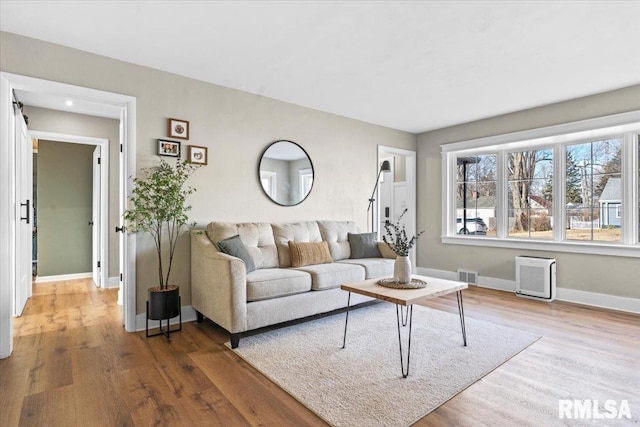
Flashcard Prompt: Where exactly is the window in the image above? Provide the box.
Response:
[455,155,496,236]
[566,138,622,242]
[507,148,553,239]
[299,168,313,200]
[442,111,640,257]
[260,170,277,199]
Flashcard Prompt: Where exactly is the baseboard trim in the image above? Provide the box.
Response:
[106,276,120,289]
[415,267,456,280]
[135,305,196,332]
[555,288,640,314]
[415,267,639,314]
[35,272,92,283]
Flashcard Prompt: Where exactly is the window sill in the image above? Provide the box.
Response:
[441,235,640,258]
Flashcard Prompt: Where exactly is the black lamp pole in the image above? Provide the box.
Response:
[457,157,478,234]
[367,160,392,233]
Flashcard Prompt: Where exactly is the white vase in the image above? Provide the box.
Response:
[394,256,412,284]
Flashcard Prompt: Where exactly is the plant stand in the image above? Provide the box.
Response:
[146,296,182,339]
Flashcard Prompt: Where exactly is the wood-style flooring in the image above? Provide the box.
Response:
[1,279,638,426]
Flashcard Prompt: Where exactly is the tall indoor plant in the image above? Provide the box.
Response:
[382,209,424,284]
[124,158,198,325]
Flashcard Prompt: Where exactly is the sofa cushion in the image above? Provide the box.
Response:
[246,268,312,302]
[216,235,256,273]
[272,222,322,267]
[338,258,394,279]
[317,221,358,261]
[289,241,333,268]
[294,262,365,290]
[207,222,278,269]
[348,232,382,259]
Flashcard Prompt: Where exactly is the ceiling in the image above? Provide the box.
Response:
[2,1,639,133]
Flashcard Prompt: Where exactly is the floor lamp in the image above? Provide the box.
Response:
[367,160,392,233]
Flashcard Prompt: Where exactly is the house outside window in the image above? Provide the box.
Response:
[566,138,622,242]
[455,155,496,236]
[441,111,640,257]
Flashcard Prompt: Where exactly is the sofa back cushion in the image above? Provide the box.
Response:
[272,221,322,267]
[317,221,358,261]
[207,222,278,269]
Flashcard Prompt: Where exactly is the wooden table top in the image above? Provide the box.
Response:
[340,275,468,306]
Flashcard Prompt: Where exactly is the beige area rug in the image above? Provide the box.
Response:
[231,303,541,427]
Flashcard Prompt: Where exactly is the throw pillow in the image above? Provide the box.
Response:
[288,241,333,268]
[217,235,256,273]
[348,232,382,258]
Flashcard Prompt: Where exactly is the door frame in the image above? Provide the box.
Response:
[29,131,110,289]
[0,72,137,358]
[377,155,394,235]
[377,145,417,265]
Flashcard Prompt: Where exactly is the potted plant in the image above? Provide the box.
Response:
[124,158,199,334]
[382,209,424,284]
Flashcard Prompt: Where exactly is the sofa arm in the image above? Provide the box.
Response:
[377,241,397,259]
[191,231,248,334]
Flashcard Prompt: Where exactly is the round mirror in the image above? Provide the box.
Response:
[258,140,314,206]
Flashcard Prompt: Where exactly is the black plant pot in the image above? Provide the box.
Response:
[146,285,182,339]
[148,285,181,320]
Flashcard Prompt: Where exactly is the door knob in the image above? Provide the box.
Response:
[88,221,94,226]
[115,226,124,233]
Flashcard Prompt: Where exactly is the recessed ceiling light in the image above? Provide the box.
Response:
[65,100,73,106]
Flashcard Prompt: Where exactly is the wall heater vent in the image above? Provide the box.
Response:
[457,269,478,285]
[515,256,556,301]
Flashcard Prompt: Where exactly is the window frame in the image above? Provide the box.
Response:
[298,168,313,200]
[441,110,640,258]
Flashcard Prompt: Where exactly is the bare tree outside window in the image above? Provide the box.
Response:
[508,148,553,238]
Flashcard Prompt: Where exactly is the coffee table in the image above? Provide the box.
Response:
[341,275,468,378]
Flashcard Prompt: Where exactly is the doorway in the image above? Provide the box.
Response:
[377,146,417,265]
[0,72,137,359]
[29,132,110,289]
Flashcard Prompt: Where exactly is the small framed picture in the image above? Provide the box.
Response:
[157,139,181,157]
[188,145,208,165]
[168,118,189,140]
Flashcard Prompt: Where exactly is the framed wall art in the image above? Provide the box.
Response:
[168,118,189,140]
[188,145,208,165]
[157,139,181,157]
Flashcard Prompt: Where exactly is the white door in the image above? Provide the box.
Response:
[378,157,394,236]
[14,108,31,316]
[92,146,101,287]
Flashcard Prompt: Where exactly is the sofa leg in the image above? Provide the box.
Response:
[196,310,204,323]
[230,333,241,349]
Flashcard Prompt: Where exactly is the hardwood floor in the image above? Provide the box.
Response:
[1,279,638,426]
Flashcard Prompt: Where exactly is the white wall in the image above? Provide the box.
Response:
[417,84,640,299]
[0,32,416,313]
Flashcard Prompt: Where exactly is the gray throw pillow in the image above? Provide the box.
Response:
[217,235,256,273]
[348,232,382,259]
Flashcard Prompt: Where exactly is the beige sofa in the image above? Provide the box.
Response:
[191,220,396,348]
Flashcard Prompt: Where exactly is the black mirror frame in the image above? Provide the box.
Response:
[258,140,314,207]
